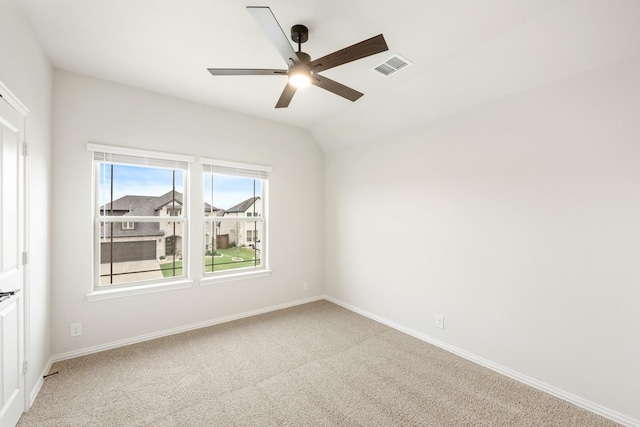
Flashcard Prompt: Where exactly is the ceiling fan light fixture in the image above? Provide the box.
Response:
[288,67,312,88]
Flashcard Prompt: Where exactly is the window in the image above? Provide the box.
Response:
[87,145,269,298]
[201,158,270,278]
[89,144,193,290]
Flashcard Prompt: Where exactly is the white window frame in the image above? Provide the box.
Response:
[200,158,271,285]
[122,221,134,230]
[87,143,194,301]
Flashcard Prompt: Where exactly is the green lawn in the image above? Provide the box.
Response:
[160,247,260,277]
[160,261,182,277]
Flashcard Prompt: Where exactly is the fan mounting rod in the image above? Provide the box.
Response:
[290,25,310,64]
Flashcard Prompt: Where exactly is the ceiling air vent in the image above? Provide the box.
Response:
[372,54,412,77]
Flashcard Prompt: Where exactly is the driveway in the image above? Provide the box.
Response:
[100,259,164,285]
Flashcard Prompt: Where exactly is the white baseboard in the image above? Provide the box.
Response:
[323,295,639,427]
[29,356,54,409]
[40,293,638,427]
[51,295,324,363]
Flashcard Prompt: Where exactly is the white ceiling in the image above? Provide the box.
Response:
[16,0,640,151]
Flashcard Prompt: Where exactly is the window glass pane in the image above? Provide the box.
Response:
[203,165,267,277]
[99,220,183,286]
[203,174,261,215]
[204,222,261,273]
[99,164,184,217]
[96,161,186,288]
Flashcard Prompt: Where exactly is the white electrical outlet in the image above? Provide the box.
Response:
[70,322,82,337]
[435,315,444,329]
[303,282,309,291]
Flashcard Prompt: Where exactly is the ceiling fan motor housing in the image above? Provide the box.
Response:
[296,51,311,64]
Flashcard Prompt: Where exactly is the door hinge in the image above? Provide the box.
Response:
[22,251,28,265]
[23,360,28,374]
[23,142,28,156]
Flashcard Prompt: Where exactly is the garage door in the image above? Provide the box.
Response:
[101,241,156,263]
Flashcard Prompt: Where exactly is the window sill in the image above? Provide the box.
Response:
[200,269,271,286]
[87,279,193,302]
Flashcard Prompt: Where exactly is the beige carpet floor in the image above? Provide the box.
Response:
[18,300,619,426]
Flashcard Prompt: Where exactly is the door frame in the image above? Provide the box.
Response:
[0,79,31,414]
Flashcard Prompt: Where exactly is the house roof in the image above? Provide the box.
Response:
[100,191,218,216]
[152,190,184,211]
[101,195,157,213]
[102,222,165,239]
[224,197,260,214]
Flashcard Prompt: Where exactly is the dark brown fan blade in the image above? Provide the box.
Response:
[307,34,388,73]
[311,74,363,102]
[275,83,297,108]
[247,6,301,66]
[208,68,287,76]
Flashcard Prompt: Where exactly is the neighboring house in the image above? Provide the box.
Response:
[219,196,262,248]
[100,191,219,262]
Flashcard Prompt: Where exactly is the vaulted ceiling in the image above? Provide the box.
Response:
[16,0,640,151]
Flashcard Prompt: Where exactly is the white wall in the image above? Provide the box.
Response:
[325,56,640,423]
[0,0,53,402]
[51,70,324,355]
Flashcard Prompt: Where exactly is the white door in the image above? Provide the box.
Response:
[0,95,25,427]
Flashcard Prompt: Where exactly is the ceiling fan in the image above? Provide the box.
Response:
[207,6,389,108]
